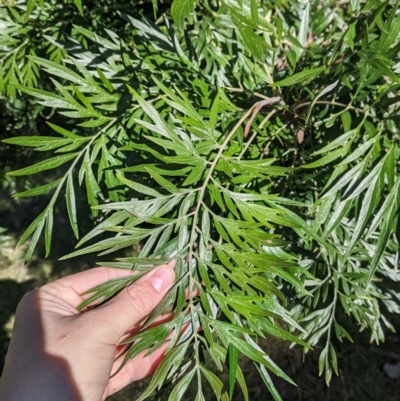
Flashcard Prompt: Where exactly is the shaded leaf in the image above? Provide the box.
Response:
[8,153,79,176]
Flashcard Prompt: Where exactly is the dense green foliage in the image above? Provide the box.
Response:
[2,0,400,399]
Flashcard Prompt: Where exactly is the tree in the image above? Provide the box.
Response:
[1,0,400,399]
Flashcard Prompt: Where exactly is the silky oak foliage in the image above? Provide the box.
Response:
[1,0,400,399]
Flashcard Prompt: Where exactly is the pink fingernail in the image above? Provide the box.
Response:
[149,267,175,293]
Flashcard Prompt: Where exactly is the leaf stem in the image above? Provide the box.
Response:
[294,100,367,115]
[41,119,117,230]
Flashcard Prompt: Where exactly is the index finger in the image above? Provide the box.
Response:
[40,267,136,309]
[41,261,176,309]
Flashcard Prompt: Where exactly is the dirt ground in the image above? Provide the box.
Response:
[1,187,400,401]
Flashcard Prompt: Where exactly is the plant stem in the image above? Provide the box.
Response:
[294,100,367,115]
[182,103,261,374]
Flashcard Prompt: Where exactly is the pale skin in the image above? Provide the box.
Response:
[0,262,176,401]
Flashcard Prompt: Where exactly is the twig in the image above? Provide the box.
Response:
[184,101,263,388]
[294,100,366,115]
[244,97,281,138]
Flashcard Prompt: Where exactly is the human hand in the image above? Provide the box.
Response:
[0,263,175,401]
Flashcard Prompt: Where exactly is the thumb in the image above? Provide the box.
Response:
[91,265,175,342]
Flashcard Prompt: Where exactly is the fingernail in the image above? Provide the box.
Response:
[149,267,174,293]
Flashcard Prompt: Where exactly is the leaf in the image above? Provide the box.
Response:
[47,123,81,139]
[238,26,269,63]
[22,84,69,109]
[337,136,377,167]
[250,0,258,25]
[318,346,328,376]
[322,200,352,238]
[312,129,355,156]
[13,179,62,198]
[168,367,195,401]
[216,327,294,382]
[24,217,45,263]
[95,67,114,93]
[72,85,96,112]
[73,0,83,15]
[29,57,93,89]
[25,0,37,19]
[145,167,181,194]
[66,173,79,239]
[258,319,309,347]
[77,210,128,246]
[350,0,360,12]
[295,2,310,61]
[208,183,226,211]
[136,343,189,401]
[209,91,221,131]
[322,162,364,198]
[329,343,338,375]
[127,86,177,141]
[152,76,202,124]
[341,111,352,132]
[378,11,400,51]
[7,153,79,176]
[60,230,152,259]
[81,150,102,216]
[201,209,211,246]
[2,136,69,148]
[235,365,249,401]
[228,343,239,399]
[334,322,353,343]
[303,146,349,169]
[366,54,400,84]
[306,80,339,122]
[121,14,172,46]
[77,274,146,310]
[200,364,224,399]
[45,208,53,257]
[17,210,46,249]
[367,179,400,286]
[256,364,284,401]
[343,158,383,200]
[116,174,161,197]
[182,162,206,186]
[195,389,206,401]
[273,67,325,87]
[171,0,196,30]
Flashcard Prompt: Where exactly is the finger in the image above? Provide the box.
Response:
[104,342,169,398]
[40,267,134,308]
[41,260,176,309]
[90,265,175,342]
